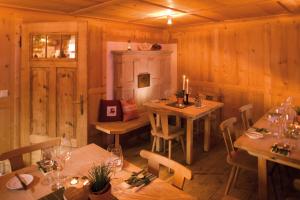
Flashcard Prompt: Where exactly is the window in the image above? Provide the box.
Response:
[32,34,76,60]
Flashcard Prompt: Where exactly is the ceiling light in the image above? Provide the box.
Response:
[167,15,172,25]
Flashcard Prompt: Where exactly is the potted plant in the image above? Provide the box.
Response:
[295,106,300,123]
[87,164,111,200]
[175,90,185,105]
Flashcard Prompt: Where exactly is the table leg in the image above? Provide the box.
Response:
[155,114,163,152]
[204,113,211,152]
[186,118,193,165]
[258,157,268,200]
[115,135,120,147]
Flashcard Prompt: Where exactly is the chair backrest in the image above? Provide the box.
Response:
[219,117,237,159]
[0,138,61,171]
[140,150,192,190]
[147,107,179,138]
[239,104,253,131]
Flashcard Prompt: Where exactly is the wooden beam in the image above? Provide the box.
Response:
[277,1,294,13]
[0,3,66,15]
[138,0,220,22]
[69,0,119,15]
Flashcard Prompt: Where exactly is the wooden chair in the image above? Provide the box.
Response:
[219,117,257,195]
[239,104,254,131]
[147,108,185,160]
[0,138,61,171]
[140,150,192,190]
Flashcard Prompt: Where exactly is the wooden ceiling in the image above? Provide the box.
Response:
[0,0,300,27]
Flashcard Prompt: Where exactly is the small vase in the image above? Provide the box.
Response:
[177,97,184,105]
[89,183,111,200]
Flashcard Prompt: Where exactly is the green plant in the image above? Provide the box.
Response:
[175,90,184,98]
[88,164,111,193]
[295,106,300,115]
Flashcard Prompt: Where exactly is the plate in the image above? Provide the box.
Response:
[245,132,264,139]
[6,174,33,190]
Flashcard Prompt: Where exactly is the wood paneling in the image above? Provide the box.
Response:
[170,15,300,121]
[0,13,20,153]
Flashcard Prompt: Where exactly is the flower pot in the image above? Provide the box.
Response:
[177,97,184,105]
[89,183,111,200]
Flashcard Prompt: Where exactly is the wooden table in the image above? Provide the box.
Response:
[0,144,195,200]
[144,99,224,165]
[234,115,300,200]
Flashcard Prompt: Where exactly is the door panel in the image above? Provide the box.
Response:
[30,68,49,136]
[56,69,77,139]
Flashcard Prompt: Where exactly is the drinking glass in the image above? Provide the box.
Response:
[40,147,55,185]
[107,144,123,177]
[52,135,72,189]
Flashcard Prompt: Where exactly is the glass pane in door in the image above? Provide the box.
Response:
[62,34,76,59]
[32,35,46,59]
[47,34,61,59]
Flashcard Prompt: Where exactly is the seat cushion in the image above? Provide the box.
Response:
[227,150,257,172]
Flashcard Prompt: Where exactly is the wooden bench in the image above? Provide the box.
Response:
[94,112,150,146]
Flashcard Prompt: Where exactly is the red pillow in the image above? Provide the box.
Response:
[98,100,123,122]
[121,99,139,122]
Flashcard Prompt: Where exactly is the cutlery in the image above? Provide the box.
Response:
[131,174,156,192]
[15,173,27,190]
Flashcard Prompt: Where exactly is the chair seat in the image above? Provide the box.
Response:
[227,150,257,172]
[151,125,184,140]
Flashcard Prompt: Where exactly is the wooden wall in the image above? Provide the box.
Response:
[0,6,167,151]
[170,15,300,122]
[0,13,20,153]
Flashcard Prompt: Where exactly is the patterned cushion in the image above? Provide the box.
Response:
[121,99,139,122]
[98,100,123,122]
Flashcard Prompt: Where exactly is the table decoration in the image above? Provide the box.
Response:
[271,143,291,156]
[175,90,184,106]
[87,164,112,200]
[166,101,194,109]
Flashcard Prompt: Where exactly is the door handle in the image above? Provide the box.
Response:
[73,94,84,115]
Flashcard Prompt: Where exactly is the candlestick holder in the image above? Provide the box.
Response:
[184,93,189,105]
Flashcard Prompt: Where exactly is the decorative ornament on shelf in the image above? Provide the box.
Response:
[151,43,162,51]
[138,43,152,51]
[127,40,132,51]
[87,164,112,200]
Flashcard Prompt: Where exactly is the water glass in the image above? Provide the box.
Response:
[107,144,123,176]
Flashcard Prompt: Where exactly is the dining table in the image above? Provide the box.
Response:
[234,113,300,200]
[144,98,224,165]
[0,144,195,200]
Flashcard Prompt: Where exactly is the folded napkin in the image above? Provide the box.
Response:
[121,170,156,192]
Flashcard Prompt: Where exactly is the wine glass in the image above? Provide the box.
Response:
[40,147,55,185]
[107,144,123,178]
[52,135,72,189]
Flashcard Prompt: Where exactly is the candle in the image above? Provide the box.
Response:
[70,177,79,185]
[186,79,189,94]
[183,75,186,90]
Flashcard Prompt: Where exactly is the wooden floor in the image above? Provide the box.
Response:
[122,133,300,200]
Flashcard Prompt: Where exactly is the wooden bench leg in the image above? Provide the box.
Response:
[115,135,120,147]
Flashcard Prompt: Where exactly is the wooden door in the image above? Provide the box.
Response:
[20,22,87,147]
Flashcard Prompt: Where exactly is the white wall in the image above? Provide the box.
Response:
[106,42,177,100]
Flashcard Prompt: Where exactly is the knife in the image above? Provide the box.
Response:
[15,173,27,190]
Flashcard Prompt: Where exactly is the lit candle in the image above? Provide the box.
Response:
[183,75,186,90]
[70,177,79,185]
[186,79,189,94]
